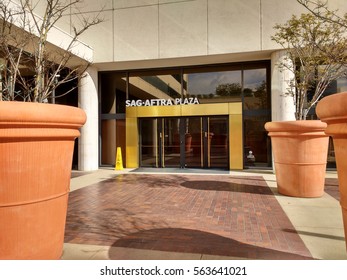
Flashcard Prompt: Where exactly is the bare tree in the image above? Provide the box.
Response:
[272,12,347,120]
[297,0,347,28]
[0,0,103,102]
[0,0,30,101]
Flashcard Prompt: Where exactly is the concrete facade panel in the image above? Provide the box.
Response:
[208,0,261,54]
[76,11,114,62]
[114,0,158,9]
[55,15,72,34]
[74,0,112,13]
[29,0,347,64]
[261,0,304,50]
[159,0,188,3]
[114,5,159,60]
[159,0,208,58]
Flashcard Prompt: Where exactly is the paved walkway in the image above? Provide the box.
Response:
[62,168,347,260]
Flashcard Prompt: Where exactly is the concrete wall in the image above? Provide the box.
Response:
[25,0,346,66]
[6,0,93,63]
[23,0,347,66]
[54,0,308,63]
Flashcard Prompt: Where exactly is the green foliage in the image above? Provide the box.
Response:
[272,11,347,120]
[243,88,253,97]
[215,83,242,96]
[297,0,347,28]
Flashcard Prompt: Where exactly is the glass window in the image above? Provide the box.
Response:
[100,119,126,166]
[129,69,182,102]
[184,68,242,104]
[101,120,116,165]
[244,116,271,168]
[100,62,272,169]
[100,72,126,114]
[140,118,158,167]
[337,77,347,93]
[100,72,127,167]
[243,67,271,168]
[244,68,269,110]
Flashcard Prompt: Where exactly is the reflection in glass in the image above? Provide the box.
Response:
[243,68,271,168]
[116,119,126,166]
[323,75,347,97]
[101,120,126,166]
[185,117,203,168]
[140,119,158,167]
[337,77,347,92]
[101,120,116,165]
[209,116,228,168]
[138,116,230,169]
[163,118,181,167]
[244,69,268,110]
[100,72,126,114]
[244,116,270,168]
[184,116,229,169]
[129,70,183,102]
[185,70,242,104]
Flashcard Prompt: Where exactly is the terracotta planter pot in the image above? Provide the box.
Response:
[265,120,329,198]
[316,92,347,250]
[0,101,86,259]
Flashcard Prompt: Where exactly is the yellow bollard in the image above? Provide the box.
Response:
[115,147,124,170]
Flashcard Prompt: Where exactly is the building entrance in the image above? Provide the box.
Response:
[139,116,229,169]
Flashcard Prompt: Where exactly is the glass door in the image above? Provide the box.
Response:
[139,116,229,169]
[184,117,203,168]
[208,116,229,168]
[139,118,158,167]
[185,116,229,169]
[161,118,182,167]
[139,117,182,168]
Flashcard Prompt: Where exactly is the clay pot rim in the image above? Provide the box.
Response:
[265,120,327,132]
[317,92,347,122]
[0,101,86,127]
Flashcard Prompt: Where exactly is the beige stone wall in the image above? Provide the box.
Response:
[27,0,347,66]
[73,0,304,63]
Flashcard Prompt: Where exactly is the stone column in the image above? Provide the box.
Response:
[269,51,297,172]
[78,67,99,171]
[271,50,296,121]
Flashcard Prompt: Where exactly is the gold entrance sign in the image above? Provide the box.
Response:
[125,97,199,107]
[115,147,124,170]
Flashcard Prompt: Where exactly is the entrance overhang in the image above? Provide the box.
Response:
[126,102,243,170]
